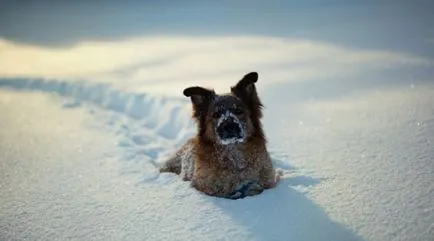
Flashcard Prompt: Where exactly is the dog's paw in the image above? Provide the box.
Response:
[243,182,264,196]
[229,180,263,199]
[229,191,243,199]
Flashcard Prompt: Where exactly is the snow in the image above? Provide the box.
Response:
[0,88,359,241]
[0,36,431,97]
[1,73,433,241]
[0,4,433,238]
[265,86,434,241]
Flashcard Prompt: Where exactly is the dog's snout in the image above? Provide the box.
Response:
[222,116,235,125]
[221,120,237,132]
[217,118,243,141]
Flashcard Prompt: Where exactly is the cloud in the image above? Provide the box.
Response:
[0,36,431,95]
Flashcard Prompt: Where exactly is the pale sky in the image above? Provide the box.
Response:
[1,0,433,55]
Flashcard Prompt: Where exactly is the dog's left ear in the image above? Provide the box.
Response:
[231,72,263,118]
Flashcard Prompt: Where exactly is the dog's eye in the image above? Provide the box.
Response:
[232,108,243,115]
[212,111,220,118]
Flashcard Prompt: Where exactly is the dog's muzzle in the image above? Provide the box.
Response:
[216,112,245,145]
[217,119,242,139]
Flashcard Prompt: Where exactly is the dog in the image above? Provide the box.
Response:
[159,72,278,199]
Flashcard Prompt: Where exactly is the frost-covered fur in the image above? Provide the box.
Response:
[159,72,278,199]
[216,110,246,145]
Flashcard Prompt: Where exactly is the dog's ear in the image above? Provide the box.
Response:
[232,72,258,97]
[231,72,263,118]
[183,86,215,121]
[183,86,215,106]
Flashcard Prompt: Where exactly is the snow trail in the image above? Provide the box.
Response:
[0,79,352,241]
[2,76,433,240]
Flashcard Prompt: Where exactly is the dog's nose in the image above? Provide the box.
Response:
[225,121,239,133]
[218,118,242,139]
[220,118,236,130]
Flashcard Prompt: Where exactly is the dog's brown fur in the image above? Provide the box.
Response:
[160,72,278,199]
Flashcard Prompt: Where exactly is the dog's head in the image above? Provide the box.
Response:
[183,72,264,145]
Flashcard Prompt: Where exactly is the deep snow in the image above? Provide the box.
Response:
[0,76,433,240]
[1,2,434,240]
[0,86,359,241]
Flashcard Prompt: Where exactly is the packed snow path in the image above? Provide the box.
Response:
[0,78,433,241]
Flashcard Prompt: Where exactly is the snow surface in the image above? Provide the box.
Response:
[0,75,433,241]
[1,2,434,239]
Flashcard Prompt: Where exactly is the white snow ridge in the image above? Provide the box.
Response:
[1,77,433,241]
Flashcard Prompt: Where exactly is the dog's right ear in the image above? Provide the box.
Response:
[183,86,215,121]
[183,86,215,106]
